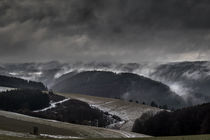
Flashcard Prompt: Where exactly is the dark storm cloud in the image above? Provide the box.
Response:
[0,0,210,63]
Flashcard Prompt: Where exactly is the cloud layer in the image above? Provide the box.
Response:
[1,0,210,63]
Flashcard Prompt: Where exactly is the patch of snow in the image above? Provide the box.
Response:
[81,97,160,131]
[90,102,130,120]
[0,86,15,92]
[0,129,36,138]
[106,120,126,129]
[40,134,81,139]
[34,98,70,112]
[107,129,148,138]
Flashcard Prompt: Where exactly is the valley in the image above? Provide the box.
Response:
[2,61,210,108]
[0,61,210,139]
[1,0,210,139]
[0,107,149,138]
[57,92,160,131]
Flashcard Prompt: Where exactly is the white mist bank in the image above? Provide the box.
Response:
[54,62,159,79]
[2,61,209,106]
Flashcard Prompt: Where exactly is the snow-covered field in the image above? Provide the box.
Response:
[34,98,70,112]
[0,86,15,92]
[58,93,161,132]
[0,130,80,139]
[40,134,81,139]
[0,129,37,138]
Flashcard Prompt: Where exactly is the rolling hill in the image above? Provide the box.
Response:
[3,61,210,107]
[53,71,186,108]
[0,75,47,90]
[2,61,210,107]
[0,110,148,138]
[57,92,161,132]
[151,61,210,105]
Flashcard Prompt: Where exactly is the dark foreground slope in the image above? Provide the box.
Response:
[52,71,185,108]
[133,103,210,136]
[1,134,210,140]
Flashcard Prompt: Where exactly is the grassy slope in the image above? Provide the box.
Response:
[0,135,50,140]
[0,134,210,140]
[0,93,208,139]
[93,135,210,140]
[0,110,147,138]
[0,115,77,136]
[57,92,160,131]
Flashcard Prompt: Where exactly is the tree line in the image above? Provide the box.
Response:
[0,89,50,111]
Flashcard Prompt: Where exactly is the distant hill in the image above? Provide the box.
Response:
[2,61,210,107]
[3,61,210,107]
[0,75,47,90]
[151,61,210,105]
[52,71,185,108]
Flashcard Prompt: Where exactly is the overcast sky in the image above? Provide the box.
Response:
[0,0,210,63]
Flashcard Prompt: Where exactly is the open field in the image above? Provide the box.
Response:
[57,92,160,131]
[90,135,210,140]
[1,92,207,140]
[0,134,210,140]
[0,110,147,138]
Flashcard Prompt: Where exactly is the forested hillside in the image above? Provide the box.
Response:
[52,71,185,108]
[133,103,210,136]
[0,75,47,90]
[0,89,49,111]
